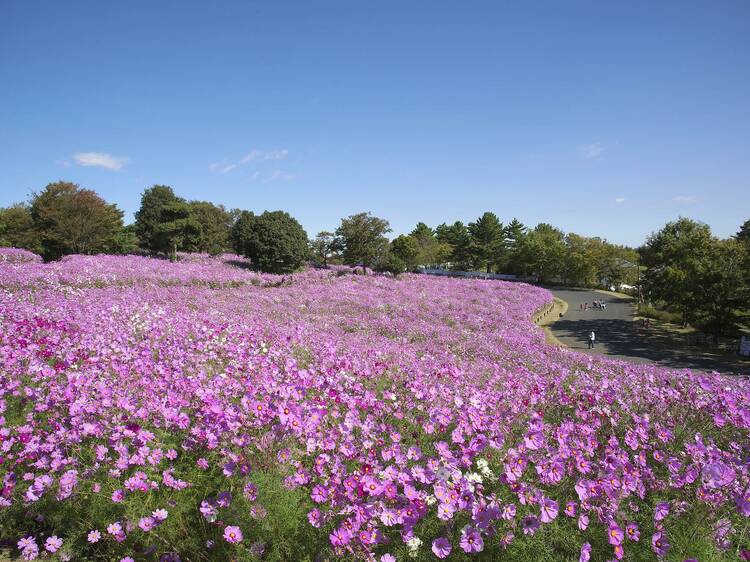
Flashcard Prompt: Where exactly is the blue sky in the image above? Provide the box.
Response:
[1,1,748,246]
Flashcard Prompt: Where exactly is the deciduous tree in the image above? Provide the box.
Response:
[30,182,123,260]
[243,211,308,273]
[335,212,391,274]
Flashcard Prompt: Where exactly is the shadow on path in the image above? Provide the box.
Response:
[548,289,749,375]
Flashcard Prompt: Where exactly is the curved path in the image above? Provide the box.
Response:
[547,289,749,375]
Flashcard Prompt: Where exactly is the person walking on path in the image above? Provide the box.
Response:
[587,330,596,349]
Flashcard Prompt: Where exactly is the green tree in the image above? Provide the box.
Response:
[229,211,255,255]
[504,218,528,275]
[309,231,337,267]
[30,181,123,260]
[189,201,231,255]
[514,223,566,283]
[134,185,182,251]
[640,217,714,326]
[390,234,420,270]
[243,211,308,273]
[375,252,406,276]
[0,204,41,253]
[468,212,505,272]
[563,233,597,286]
[736,219,750,245]
[107,224,140,254]
[409,222,449,266]
[694,239,748,336]
[153,202,203,258]
[335,212,391,274]
[435,221,472,270]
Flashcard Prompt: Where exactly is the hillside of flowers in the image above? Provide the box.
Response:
[1,253,748,561]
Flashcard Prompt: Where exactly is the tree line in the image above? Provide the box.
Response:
[1,181,748,335]
[639,217,750,336]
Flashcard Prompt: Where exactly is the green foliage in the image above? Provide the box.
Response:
[30,181,124,261]
[189,201,232,255]
[230,210,256,256]
[376,252,407,275]
[390,234,419,270]
[638,303,684,324]
[512,223,566,283]
[243,210,309,273]
[154,202,203,257]
[436,221,473,270]
[638,217,749,334]
[408,222,450,267]
[335,212,391,272]
[134,185,182,252]
[468,212,505,273]
[107,224,140,254]
[309,230,337,267]
[0,203,41,252]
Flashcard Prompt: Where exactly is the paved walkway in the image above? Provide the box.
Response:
[548,289,749,376]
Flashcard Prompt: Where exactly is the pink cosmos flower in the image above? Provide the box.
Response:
[460,528,484,552]
[521,515,540,535]
[607,523,624,545]
[626,522,640,541]
[44,536,62,553]
[307,508,322,527]
[540,497,559,522]
[524,430,544,450]
[579,542,591,562]
[223,525,243,544]
[432,537,452,558]
[87,530,101,543]
[654,501,670,521]
[652,532,670,557]
[329,527,350,546]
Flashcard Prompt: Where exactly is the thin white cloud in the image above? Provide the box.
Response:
[615,197,625,204]
[210,148,289,174]
[73,152,128,171]
[672,195,699,203]
[266,170,297,182]
[239,148,288,164]
[578,142,605,160]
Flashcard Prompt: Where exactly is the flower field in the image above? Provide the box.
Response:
[1,252,749,561]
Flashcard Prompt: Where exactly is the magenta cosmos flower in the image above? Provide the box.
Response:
[579,542,592,562]
[626,522,640,541]
[540,497,559,522]
[607,523,624,545]
[652,532,670,557]
[223,525,243,544]
[432,537,452,558]
[521,515,540,535]
[460,528,484,553]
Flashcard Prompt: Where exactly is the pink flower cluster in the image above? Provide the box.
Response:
[0,254,748,559]
[0,247,42,264]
